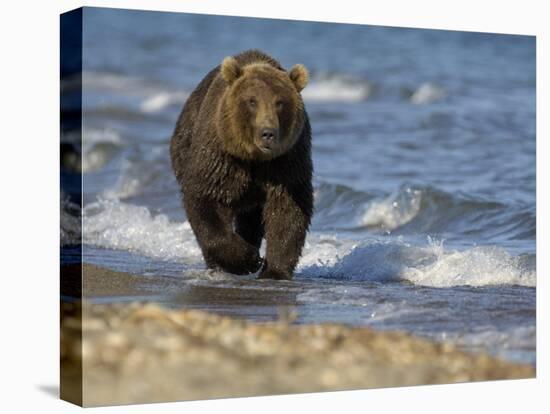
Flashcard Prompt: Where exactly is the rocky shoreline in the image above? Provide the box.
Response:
[60,266,534,406]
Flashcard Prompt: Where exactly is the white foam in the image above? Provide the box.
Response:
[102,170,143,200]
[82,127,123,147]
[303,75,371,102]
[101,146,167,200]
[140,91,188,113]
[360,187,422,230]
[299,233,357,268]
[82,128,124,173]
[83,71,189,114]
[410,82,446,104]
[299,237,535,288]
[83,199,202,263]
[64,127,121,150]
[81,199,535,288]
[82,71,144,93]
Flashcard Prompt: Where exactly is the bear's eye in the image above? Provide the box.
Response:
[247,98,257,109]
[276,100,284,110]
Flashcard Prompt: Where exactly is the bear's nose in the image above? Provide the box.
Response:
[260,128,278,144]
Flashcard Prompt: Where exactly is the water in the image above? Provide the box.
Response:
[61,8,536,365]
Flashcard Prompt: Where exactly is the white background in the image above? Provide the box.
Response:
[0,0,547,412]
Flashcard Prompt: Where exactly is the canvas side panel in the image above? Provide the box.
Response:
[60,7,83,407]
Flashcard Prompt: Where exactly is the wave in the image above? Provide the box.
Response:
[82,128,125,173]
[359,187,422,230]
[82,198,535,288]
[83,198,202,263]
[61,127,126,173]
[82,71,154,94]
[140,91,189,113]
[312,182,535,241]
[303,73,371,103]
[81,71,189,114]
[101,146,171,200]
[312,182,439,232]
[299,236,535,288]
[91,156,535,252]
[409,82,446,104]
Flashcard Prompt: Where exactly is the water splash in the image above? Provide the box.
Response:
[82,198,535,288]
[360,187,422,230]
[83,198,202,263]
[300,236,535,288]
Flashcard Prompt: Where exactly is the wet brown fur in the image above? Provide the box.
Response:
[170,50,313,280]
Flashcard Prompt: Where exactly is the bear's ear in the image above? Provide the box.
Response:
[221,56,242,85]
[289,64,309,92]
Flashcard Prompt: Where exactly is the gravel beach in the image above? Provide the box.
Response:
[60,265,534,407]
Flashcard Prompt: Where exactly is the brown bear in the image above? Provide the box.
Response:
[170,49,313,280]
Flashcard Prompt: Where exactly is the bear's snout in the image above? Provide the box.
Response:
[260,127,279,146]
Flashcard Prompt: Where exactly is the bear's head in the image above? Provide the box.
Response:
[216,56,309,161]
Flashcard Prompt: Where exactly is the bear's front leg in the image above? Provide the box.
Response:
[258,184,312,280]
[235,207,264,249]
[184,196,262,275]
